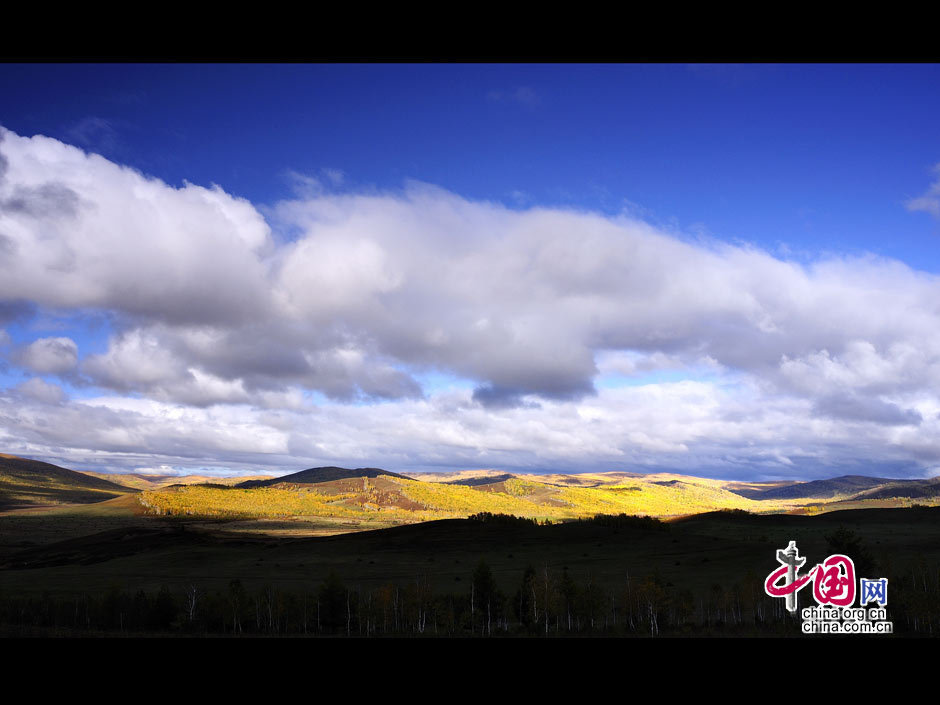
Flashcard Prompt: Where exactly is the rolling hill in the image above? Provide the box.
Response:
[728,474,903,500]
[842,477,940,501]
[236,466,408,488]
[140,467,776,524]
[0,453,134,510]
[6,453,940,533]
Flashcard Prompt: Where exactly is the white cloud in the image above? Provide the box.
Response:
[0,380,932,479]
[0,128,274,326]
[15,377,67,404]
[2,127,940,478]
[17,336,78,374]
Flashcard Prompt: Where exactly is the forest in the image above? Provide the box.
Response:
[2,514,937,637]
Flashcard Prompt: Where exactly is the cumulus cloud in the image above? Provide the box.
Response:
[2,127,940,477]
[265,186,940,418]
[0,127,274,326]
[79,324,423,406]
[17,336,78,374]
[14,377,67,404]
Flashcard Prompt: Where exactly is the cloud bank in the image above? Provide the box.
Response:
[1,127,939,479]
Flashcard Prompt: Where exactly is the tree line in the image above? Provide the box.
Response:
[2,521,935,637]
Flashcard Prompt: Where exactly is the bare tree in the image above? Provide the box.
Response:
[186,584,199,623]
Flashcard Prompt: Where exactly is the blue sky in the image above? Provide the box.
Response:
[3,64,939,262]
[2,63,940,479]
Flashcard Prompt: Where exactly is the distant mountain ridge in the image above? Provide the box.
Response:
[80,471,273,490]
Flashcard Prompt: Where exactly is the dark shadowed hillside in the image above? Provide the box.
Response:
[236,466,408,488]
[852,477,940,500]
[729,475,895,500]
[444,473,518,486]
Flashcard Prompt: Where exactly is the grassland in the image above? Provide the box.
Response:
[135,473,798,532]
[3,454,940,636]
[5,455,940,547]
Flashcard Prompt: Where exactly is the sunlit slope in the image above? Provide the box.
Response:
[0,453,134,510]
[408,470,647,487]
[516,471,646,487]
[139,471,782,522]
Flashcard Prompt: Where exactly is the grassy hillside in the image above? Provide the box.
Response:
[7,454,939,540]
[0,454,134,510]
[237,466,407,488]
[134,465,940,532]
[138,471,789,525]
